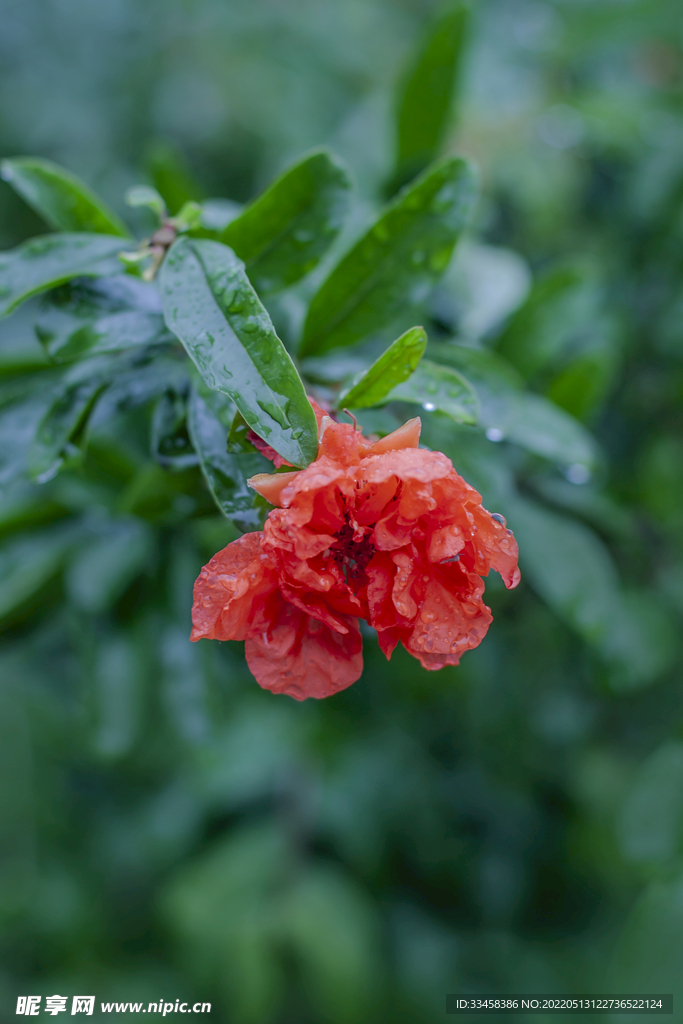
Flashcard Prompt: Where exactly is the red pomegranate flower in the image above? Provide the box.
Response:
[191,403,520,700]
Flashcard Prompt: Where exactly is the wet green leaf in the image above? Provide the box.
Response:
[1,157,130,236]
[187,389,270,533]
[428,342,598,467]
[28,375,107,483]
[0,234,132,318]
[391,2,470,193]
[36,275,169,362]
[0,387,57,489]
[337,326,426,409]
[151,391,199,470]
[300,157,477,357]
[27,353,143,482]
[39,309,168,363]
[216,149,351,293]
[383,357,477,424]
[160,237,318,468]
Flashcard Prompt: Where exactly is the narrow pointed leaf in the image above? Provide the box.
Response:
[338,326,427,409]
[300,157,477,357]
[187,389,270,533]
[0,234,132,318]
[382,358,477,424]
[392,2,470,192]
[1,157,130,236]
[160,237,318,468]
[215,149,351,294]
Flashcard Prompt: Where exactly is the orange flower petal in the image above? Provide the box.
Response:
[247,470,300,506]
[191,532,276,642]
[366,416,421,455]
[245,593,363,700]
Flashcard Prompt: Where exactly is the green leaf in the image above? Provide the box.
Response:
[89,355,190,429]
[508,494,621,645]
[0,386,57,489]
[159,237,318,468]
[146,140,203,215]
[36,275,167,364]
[381,357,477,424]
[300,157,477,357]
[494,265,593,381]
[492,393,598,468]
[391,2,470,193]
[187,389,270,533]
[38,308,168,363]
[1,157,130,236]
[27,352,144,482]
[0,234,133,318]
[197,199,243,235]
[337,326,427,409]
[428,342,598,468]
[125,184,166,221]
[216,149,351,293]
[36,277,170,362]
[151,391,200,470]
[28,372,108,482]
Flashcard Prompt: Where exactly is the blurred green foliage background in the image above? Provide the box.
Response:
[2,0,683,1020]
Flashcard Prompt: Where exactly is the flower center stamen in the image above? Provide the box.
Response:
[331,522,375,589]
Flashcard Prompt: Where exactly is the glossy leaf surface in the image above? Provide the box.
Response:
[428,342,598,468]
[382,357,477,424]
[36,275,168,362]
[160,237,318,468]
[151,392,200,470]
[393,2,470,190]
[218,149,351,293]
[337,326,426,409]
[1,157,129,236]
[300,157,477,356]
[0,234,131,318]
[28,376,105,482]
